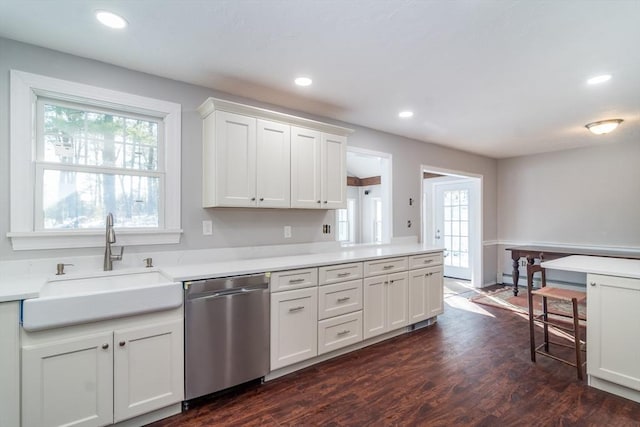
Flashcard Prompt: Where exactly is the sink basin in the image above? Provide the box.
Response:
[22,270,182,331]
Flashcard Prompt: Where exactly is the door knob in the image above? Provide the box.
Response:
[435,229,441,240]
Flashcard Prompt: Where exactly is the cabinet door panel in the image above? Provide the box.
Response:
[114,320,183,422]
[387,272,409,330]
[257,119,290,208]
[22,332,113,427]
[215,111,257,206]
[426,267,444,318]
[291,126,321,208]
[587,274,640,391]
[409,269,429,323]
[270,287,318,370]
[363,276,387,339]
[321,133,347,209]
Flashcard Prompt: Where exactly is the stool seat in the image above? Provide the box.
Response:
[527,263,586,380]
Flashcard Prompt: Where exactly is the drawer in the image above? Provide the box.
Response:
[409,252,444,269]
[363,257,408,277]
[317,311,363,355]
[318,279,363,320]
[318,262,363,286]
[270,268,318,292]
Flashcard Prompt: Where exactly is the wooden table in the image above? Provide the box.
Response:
[506,245,640,296]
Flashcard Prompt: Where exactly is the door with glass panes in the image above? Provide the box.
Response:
[434,182,472,280]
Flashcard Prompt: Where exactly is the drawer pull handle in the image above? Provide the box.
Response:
[337,330,350,336]
[383,265,394,270]
[423,259,433,264]
[289,306,305,312]
[102,343,109,350]
[590,282,596,287]
[337,296,351,302]
[337,272,351,277]
[119,341,126,347]
[289,278,306,284]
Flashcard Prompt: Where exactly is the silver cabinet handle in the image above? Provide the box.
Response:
[119,341,126,347]
[251,197,256,201]
[289,278,306,284]
[259,198,264,201]
[590,282,596,286]
[337,272,351,277]
[337,330,350,336]
[289,306,304,312]
[323,201,328,204]
[317,200,321,204]
[383,265,394,270]
[102,343,109,350]
[423,259,433,264]
[337,296,351,302]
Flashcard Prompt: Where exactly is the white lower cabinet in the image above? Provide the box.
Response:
[22,317,183,427]
[318,311,363,355]
[363,272,409,340]
[587,273,640,394]
[270,287,318,370]
[408,266,444,324]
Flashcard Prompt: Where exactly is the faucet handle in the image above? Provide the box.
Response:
[112,246,124,261]
[56,263,74,275]
[144,257,153,268]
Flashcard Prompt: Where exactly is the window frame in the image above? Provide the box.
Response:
[9,70,182,250]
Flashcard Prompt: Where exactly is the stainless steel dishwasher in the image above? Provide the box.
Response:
[184,273,269,401]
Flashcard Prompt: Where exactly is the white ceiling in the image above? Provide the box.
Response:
[1,0,639,159]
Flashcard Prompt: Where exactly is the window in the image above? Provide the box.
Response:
[9,70,182,250]
[372,197,382,243]
[443,189,469,268]
[336,198,356,243]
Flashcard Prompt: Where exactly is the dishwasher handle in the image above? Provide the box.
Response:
[187,283,268,301]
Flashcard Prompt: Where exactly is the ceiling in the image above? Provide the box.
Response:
[1,0,639,159]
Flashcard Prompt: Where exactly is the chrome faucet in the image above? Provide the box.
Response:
[104,212,124,271]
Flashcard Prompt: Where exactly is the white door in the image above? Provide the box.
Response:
[434,182,473,280]
[22,332,113,427]
[113,320,183,422]
[270,287,318,370]
[408,268,429,324]
[363,275,387,339]
[256,119,290,208]
[290,126,321,208]
[386,272,409,330]
[215,111,257,206]
[425,266,444,318]
[321,133,347,209]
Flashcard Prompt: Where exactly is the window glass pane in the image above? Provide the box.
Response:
[452,222,460,236]
[444,206,452,220]
[42,102,159,171]
[460,205,468,221]
[444,236,451,250]
[460,190,468,205]
[444,191,451,206]
[451,251,460,267]
[460,221,469,236]
[452,205,459,220]
[42,169,159,229]
[451,191,460,205]
[444,221,452,236]
[452,237,460,251]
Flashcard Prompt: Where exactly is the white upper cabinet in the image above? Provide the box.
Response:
[199,97,351,209]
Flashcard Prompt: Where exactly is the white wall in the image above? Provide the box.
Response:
[497,140,640,283]
[0,38,499,284]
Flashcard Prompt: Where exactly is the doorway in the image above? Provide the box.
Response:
[421,167,482,287]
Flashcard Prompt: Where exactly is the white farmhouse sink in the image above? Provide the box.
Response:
[22,269,182,331]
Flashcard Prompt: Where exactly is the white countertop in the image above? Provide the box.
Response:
[541,255,640,279]
[0,243,443,302]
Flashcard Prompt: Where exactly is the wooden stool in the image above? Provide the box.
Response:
[527,264,586,380]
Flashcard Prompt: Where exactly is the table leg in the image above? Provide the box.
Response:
[512,255,520,296]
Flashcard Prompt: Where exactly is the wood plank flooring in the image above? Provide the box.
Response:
[149,288,640,426]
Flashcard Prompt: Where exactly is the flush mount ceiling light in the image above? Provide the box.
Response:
[585,119,623,135]
[96,10,128,29]
[398,111,414,118]
[294,77,312,87]
[587,74,612,85]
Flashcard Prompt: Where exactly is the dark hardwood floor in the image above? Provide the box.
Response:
[149,288,640,426]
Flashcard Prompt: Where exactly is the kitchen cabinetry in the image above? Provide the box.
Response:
[290,127,347,209]
[408,253,444,323]
[587,273,640,399]
[22,313,183,427]
[0,301,20,427]
[270,269,319,370]
[198,97,351,209]
[363,257,409,339]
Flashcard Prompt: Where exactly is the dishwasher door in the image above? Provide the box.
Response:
[184,274,270,400]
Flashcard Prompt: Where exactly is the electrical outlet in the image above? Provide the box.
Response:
[202,220,213,235]
[284,226,292,238]
[407,220,412,228]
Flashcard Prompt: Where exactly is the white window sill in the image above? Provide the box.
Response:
[7,229,183,251]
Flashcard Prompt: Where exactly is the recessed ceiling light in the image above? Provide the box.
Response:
[96,10,127,29]
[585,119,623,135]
[398,111,414,118]
[294,77,312,87]
[587,74,612,85]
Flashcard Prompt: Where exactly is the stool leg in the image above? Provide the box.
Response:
[572,298,583,380]
[527,268,536,362]
[542,296,549,352]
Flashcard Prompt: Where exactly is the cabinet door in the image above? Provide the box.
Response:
[409,268,429,324]
[426,266,444,318]
[113,320,184,423]
[215,111,257,206]
[387,272,409,331]
[587,274,640,391]
[256,119,290,208]
[363,275,387,339]
[22,332,113,427]
[321,133,347,209]
[270,287,318,370]
[290,126,322,208]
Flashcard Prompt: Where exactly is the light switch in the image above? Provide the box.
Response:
[202,220,213,235]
